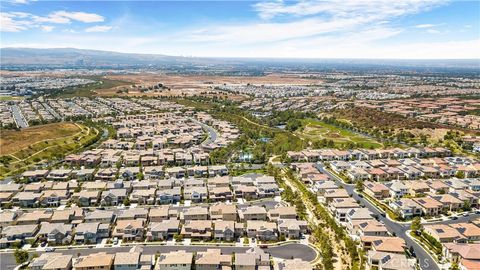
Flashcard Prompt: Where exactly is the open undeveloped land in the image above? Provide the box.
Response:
[0,122,98,177]
[95,73,324,100]
[0,122,82,155]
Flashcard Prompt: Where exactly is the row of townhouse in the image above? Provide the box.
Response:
[30,246,304,270]
[292,163,330,185]
[4,174,280,208]
[65,148,212,168]
[358,179,480,219]
[330,157,480,182]
[0,203,308,247]
[443,242,480,269]
[287,147,452,162]
[366,177,480,199]
[423,220,480,243]
[20,164,228,183]
[311,168,417,270]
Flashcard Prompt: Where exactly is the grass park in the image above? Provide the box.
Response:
[297,119,384,149]
[0,122,100,178]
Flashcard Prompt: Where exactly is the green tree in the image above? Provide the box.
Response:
[285,119,302,132]
[450,263,459,270]
[411,217,422,234]
[462,201,472,212]
[123,197,131,206]
[173,233,183,242]
[355,179,364,192]
[14,249,29,264]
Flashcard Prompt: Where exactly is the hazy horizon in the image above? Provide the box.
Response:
[2,47,480,62]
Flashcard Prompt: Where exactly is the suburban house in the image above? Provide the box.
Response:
[73,253,114,270]
[195,249,232,270]
[113,220,145,241]
[209,203,237,221]
[156,250,193,270]
[213,220,236,241]
[413,197,443,216]
[246,220,277,241]
[114,252,140,270]
[146,219,180,241]
[181,220,213,240]
[37,222,73,245]
[239,206,267,221]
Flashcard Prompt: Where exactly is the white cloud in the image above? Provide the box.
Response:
[415,23,437,28]
[0,10,104,32]
[253,0,447,20]
[40,25,54,32]
[179,0,448,47]
[426,29,441,34]
[7,0,33,4]
[84,25,112,32]
[182,17,367,44]
[51,11,104,23]
[0,13,29,32]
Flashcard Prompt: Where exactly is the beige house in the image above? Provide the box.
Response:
[155,250,193,270]
[209,203,237,221]
[73,253,114,270]
[181,220,212,240]
[31,253,73,270]
[195,249,232,270]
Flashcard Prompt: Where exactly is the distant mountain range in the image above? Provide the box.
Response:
[1,47,479,70]
[0,47,209,66]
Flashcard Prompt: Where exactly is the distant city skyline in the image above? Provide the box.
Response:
[1,0,479,59]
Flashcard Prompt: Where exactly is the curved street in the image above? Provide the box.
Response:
[189,118,219,145]
[315,163,440,270]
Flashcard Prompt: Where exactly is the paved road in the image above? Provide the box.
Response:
[315,163,439,270]
[10,105,28,128]
[189,118,219,145]
[0,243,316,269]
[41,102,61,119]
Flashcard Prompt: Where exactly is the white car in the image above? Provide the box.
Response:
[45,247,56,252]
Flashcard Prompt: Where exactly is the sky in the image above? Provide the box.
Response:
[1,0,479,59]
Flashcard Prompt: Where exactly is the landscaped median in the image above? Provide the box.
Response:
[359,191,405,222]
[325,167,407,223]
[406,230,443,263]
[270,165,365,270]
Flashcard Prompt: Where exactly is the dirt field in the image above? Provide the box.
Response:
[0,122,81,155]
[95,73,323,100]
[410,128,449,140]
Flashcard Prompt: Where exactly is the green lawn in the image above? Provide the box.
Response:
[0,96,24,101]
[298,119,384,148]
